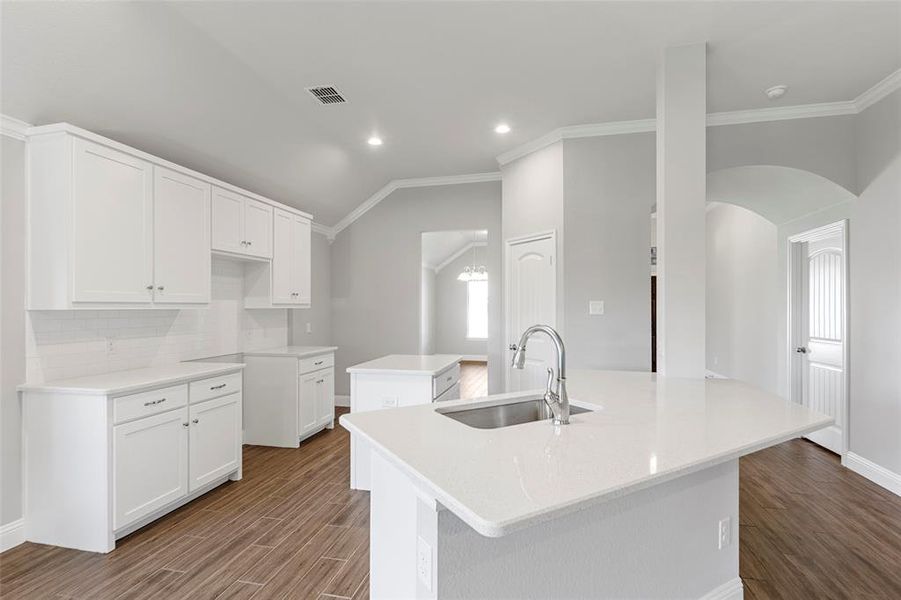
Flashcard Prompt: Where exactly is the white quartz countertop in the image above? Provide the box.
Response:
[243,345,337,358]
[346,354,462,376]
[340,369,832,538]
[18,362,245,396]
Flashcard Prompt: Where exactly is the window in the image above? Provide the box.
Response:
[467,279,488,339]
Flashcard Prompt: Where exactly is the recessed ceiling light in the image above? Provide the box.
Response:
[367,136,383,146]
[494,123,511,134]
[765,85,788,100]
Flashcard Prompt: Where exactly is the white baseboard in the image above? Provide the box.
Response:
[843,452,901,497]
[335,394,350,408]
[699,578,744,600]
[0,518,25,553]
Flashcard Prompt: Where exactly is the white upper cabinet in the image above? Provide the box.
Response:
[153,167,211,304]
[71,138,154,304]
[211,187,273,259]
[26,124,313,310]
[271,208,312,306]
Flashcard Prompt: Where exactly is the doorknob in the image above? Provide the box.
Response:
[795,347,809,354]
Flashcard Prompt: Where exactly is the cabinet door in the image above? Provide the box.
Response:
[71,138,153,303]
[316,368,335,426]
[243,198,273,259]
[271,209,295,304]
[292,216,312,306]
[211,187,244,254]
[189,393,241,492]
[153,167,211,304]
[298,372,319,437]
[114,408,189,530]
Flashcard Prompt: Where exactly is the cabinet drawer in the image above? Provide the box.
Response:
[432,363,461,399]
[299,353,334,375]
[190,372,243,404]
[114,385,188,424]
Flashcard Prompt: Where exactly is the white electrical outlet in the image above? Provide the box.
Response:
[718,517,732,549]
[306,322,312,334]
[417,536,432,591]
[381,396,398,408]
[589,300,605,315]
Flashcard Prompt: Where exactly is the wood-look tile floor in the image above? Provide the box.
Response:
[740,439,901,599]
[3,413,900,599]
[458,361,487,400]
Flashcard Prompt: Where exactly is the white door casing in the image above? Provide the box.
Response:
[71,138,154,303]
[789,222,848,455]
[505,233,557,392]
[153,167,211,304]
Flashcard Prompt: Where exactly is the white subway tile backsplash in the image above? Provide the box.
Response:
[25,257,288,383]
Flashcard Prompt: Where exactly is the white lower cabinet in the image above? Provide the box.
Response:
[114,408,189,530]
[21,366,244,553]
[299,366,335,438]
[189,393,241,492]
[316,368,336,427]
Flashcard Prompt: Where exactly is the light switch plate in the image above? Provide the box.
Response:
[589,300,605,315]
[381,396,399,408]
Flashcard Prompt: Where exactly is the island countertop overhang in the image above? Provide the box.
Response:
[339,369,833,538]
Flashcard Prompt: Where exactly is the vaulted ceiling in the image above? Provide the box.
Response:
[2,1,898,225]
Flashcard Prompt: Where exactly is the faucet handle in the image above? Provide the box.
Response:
[545,368,555,394]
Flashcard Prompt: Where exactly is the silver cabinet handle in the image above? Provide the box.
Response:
[314,360,323,366]
[316,379,324,384]
[182,422,189,428]
[795,347,809,354]
[210,383,227,390]
[143,398,166,407]
[447,376,452,381]
[156,286,164,291]
[146,284,154,291]
[247,241,252,246]
[240,240,247,246]
[192,418,199,424]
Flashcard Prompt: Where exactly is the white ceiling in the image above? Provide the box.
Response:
[2,2,898,225]
[422,230,488,270]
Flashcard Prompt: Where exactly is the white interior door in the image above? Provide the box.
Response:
[506,235,557,392]
[153,167,211,304]
[798,234,845,454]
[71,138,153,303]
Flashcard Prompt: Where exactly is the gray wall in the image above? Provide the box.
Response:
[331,181,503,395]
[420,266,436,354]
[1,135,25,527]
[434,245,489,357]
[708,115,858,194]
[850,89,901,475]
[562,134,656,370]
[289,231,333,346]
[705,203,779,394]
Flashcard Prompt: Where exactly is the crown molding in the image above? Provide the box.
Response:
[311,221,335,241]
[854,68,901,113]
[1,114,31,140]
[497,68,901,166]
[331,172,501,237]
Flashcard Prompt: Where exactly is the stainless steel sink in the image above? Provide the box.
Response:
[438,398,591,429]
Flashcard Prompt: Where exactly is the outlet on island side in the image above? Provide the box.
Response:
[718,517,732,549]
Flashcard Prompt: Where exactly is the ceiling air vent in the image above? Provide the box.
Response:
[306,85,346,105]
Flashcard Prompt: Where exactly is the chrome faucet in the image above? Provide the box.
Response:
[510,325,570,425]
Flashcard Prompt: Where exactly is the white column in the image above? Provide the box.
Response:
[656,43,707,378]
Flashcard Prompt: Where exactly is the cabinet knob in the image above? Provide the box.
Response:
[240,240,247,246]
[182,422,189,428]
[146,285,154,291]
[247,241,252,246]
[192,418,199,424]
[156,286,164,292]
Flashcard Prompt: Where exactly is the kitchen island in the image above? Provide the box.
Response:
[340,369,832,600]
